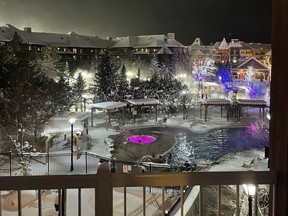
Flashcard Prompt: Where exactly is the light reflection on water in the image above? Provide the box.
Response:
[147,127,268,165]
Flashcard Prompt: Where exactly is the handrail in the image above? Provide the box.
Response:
[0,169,278,216]
[111,171,277,187]
[0,171,277,190]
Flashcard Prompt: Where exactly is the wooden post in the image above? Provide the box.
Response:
[108,110,111,123]
[270,0,288,215]
[204,105,208,122]
[95,162,112,216]
[122,107,125,125]
[91,109,94,127]
[155,105,158,122]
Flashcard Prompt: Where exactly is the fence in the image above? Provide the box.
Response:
[0,152,181,177]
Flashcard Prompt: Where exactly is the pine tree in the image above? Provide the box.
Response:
[92,50,118,102]
[72,73,86,111]
[0,33,69,151]
[115,64,129,101]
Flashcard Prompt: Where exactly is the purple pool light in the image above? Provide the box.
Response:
[127,135,156,144]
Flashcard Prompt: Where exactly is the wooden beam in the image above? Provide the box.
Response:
[270,0,288,215]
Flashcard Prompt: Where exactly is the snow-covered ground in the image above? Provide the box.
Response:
[1,106,269,215]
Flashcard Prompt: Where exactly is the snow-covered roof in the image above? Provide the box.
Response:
[42,112,90,136]
[202,82,221,87]
[127,98,160,105]
[156,47,173,54]
[200,99,231,105]
[236,57,270,70]
[113,34,184,49]
[0,24,116,48]
[90,101,127,110]
[245,42,271,50]
[236,99,267,106]
[190,38,204,46]
[218,38,229,50]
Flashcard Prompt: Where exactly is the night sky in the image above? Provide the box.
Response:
[0,0,272,45]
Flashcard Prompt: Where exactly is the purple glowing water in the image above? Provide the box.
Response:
[127,135,156,144]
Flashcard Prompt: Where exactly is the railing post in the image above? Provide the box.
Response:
[96,162,112,216]
[85,151,88,174]
[111,158,116,173]
[47,153,50,175]
[9,151,12,176]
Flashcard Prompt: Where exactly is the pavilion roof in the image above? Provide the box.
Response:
[127,98,160,106]
[90,101,127,110]
[200,99,231,105]
[236,99,267,106]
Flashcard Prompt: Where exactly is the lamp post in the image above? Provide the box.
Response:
[68,112,77,171]
[243,184,256,216]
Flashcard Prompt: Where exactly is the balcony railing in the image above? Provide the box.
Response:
[0,163,277,216]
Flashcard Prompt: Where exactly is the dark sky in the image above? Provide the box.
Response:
[0,0,272,45]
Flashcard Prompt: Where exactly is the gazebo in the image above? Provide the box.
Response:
[236,99,267,121]
[200,99,231,122]
[90,101,127,126]
[42,112,90,161]
[126,98,160,123]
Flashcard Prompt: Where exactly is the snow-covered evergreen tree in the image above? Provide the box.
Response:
[150,56,162,78]
[92,50,118,102]
[0,32,70,151]
[115,64,129,101]
[72,73,86,110]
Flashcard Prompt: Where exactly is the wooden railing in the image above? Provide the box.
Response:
[0,163,277,216]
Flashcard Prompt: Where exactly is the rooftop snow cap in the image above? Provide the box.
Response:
[167,33,175,39]
[24,27,32,33]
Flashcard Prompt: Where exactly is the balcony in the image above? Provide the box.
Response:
[0,163,277,215]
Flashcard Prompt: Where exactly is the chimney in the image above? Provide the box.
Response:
[167,33,175,39]
[24,27,32,33]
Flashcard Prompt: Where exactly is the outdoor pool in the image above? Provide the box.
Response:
[139,126,269,165]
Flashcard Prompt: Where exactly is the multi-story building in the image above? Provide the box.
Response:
[0,24,185,70]
[0,24,272,81]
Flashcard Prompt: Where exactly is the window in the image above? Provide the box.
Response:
[73,48,77,54]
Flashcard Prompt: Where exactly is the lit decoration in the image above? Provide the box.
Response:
[192,58,217,82]
[247,120,269,144]
[245,66,265,99]
[127,135,156,144]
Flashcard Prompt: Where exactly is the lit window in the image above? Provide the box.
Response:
[73,55,76,60]
[73,48,77,53]
[91,49,93,53]
[64,48,67,52]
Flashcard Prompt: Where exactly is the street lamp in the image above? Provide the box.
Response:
[68,112,77,171]
[243,184,256,216]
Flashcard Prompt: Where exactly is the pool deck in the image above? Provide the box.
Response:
[90,106,269,165]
